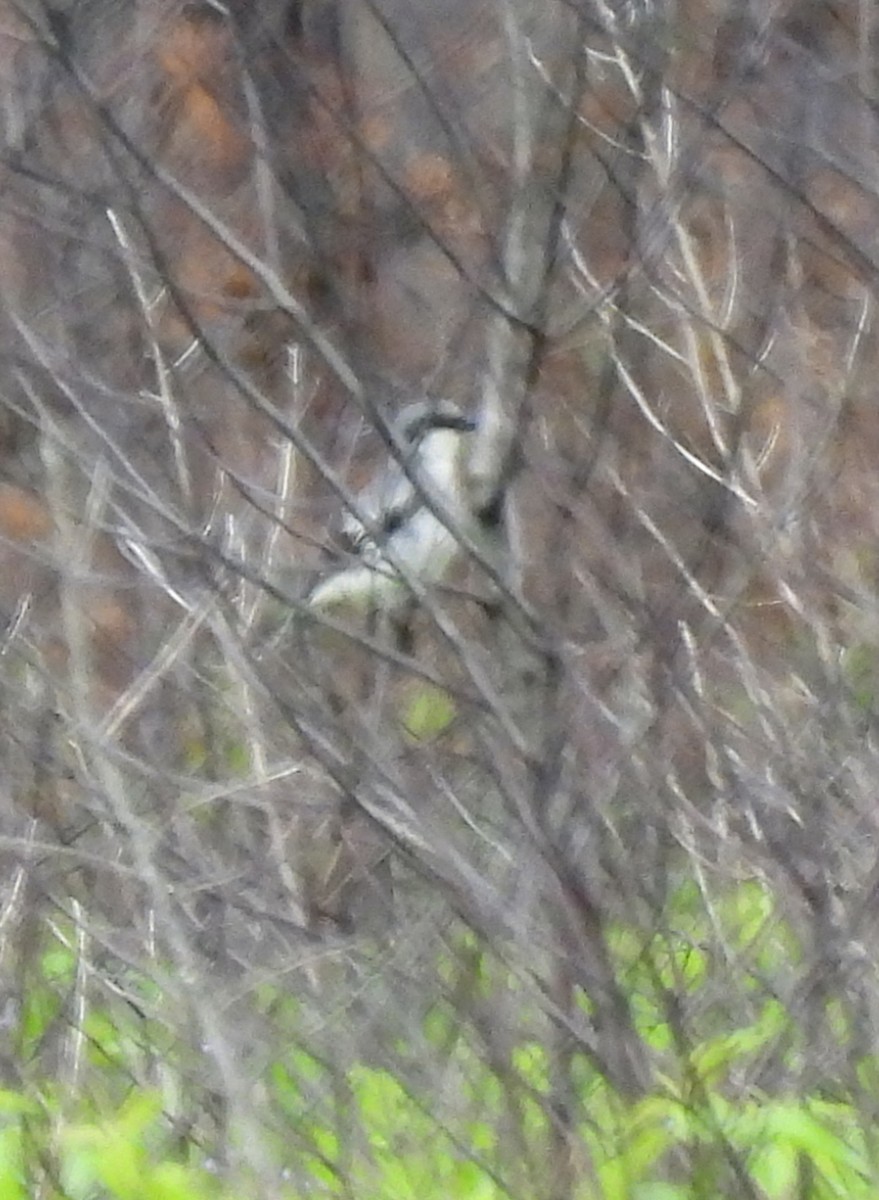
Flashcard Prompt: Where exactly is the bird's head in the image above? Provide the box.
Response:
[394,399,477,447]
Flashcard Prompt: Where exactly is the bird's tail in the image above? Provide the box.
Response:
[307,563,403,614]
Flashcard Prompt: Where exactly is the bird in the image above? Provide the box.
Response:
[307,399,483,618]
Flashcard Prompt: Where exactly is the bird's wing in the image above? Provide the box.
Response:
[339,460,421,552]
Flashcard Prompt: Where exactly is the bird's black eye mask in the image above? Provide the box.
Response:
[405,412,477,441]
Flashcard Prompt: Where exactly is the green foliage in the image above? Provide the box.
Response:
[18,938,75,1059]
[0,1091,37,1200]
[60,1092,227,1200]
[7,880,879,1198]
[401,683,457,741]
[841,642,879,712]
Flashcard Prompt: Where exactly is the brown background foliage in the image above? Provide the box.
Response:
[2,0,879,1193]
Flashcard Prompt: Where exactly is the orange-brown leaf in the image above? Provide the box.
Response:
[0,484,52,542]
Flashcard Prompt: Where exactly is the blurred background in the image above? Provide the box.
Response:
[1,1,878,1196]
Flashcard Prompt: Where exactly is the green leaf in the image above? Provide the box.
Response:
[469,1121,496,1154]
[150,1161,217,1200]
[689,1000,786,1086]
[748,1140,798,1199]
[632,1186,691,1200]
[372,1155,419,1200]
[512,1043,549,1091]
[225,741,250,774]
[96,1137,147,1198]
[0,1093,38,1118]
[115,1091,164,1139]
[0,1123,26,1200]
[764,1103,870,1184]
[448,1159,497,1199]
[401,685,457,741]
[311,1124,339,1162]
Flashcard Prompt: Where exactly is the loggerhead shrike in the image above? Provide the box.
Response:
[308,399,487,617]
